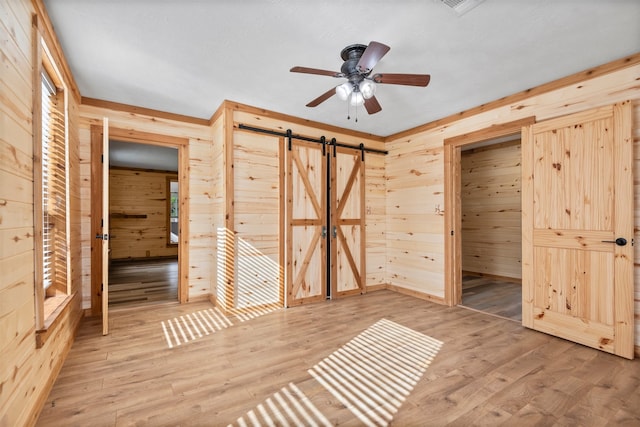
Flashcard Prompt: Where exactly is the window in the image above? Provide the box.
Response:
[34,39,70,332]
[167,178,179,245]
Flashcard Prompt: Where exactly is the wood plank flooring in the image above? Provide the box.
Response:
[108,258,178,308]
[37,290,640,426]
[461,275,522,322]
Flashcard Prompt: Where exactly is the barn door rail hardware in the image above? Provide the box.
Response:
[237,124,388,156]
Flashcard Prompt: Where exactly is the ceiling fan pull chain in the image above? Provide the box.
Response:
[354,93,359,122]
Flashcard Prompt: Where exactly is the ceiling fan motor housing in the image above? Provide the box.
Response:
[340,44,369,84]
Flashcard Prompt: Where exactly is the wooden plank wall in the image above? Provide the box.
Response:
[0,0,83,425]
[385,63,640,345]
[109,168,179,260]
[232,130,281,310]
[77,106,214,301]
[461,140,522,280]
[211,113,225,306]
[385,137,445,299]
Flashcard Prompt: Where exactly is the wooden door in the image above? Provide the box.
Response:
[522,102,633,359]
[286,140,327,306]
[331,146,366,297]
[101,118,110,335]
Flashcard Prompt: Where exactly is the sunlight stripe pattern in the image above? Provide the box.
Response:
[230,382,332,427]
[161,308,233,348]
[230,318,442,426]
[308,318,443,427]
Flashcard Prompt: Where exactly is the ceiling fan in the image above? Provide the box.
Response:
[290,41,430,116]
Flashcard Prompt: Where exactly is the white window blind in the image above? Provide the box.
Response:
[41,70,67,292]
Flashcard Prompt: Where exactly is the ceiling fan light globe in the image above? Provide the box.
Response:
[335,82,353,101]
[350,92,364,106]
[359,80,376,99]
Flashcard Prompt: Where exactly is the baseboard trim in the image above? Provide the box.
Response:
[365,284,388,292]
[462,270,522,284]
[386,284,446,305]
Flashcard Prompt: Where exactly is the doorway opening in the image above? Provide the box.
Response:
[107,141,179,308]
[90,126,189,317]
[443,117,535,320]
[458,138,522,321]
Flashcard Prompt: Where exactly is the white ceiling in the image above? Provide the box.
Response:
[44,0,640,137]
[110,140,177,171]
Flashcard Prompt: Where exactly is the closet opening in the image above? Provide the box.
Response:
[443,116,535,319]
[458,137,522,321]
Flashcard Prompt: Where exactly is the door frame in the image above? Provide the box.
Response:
[443,116,536,306]
[90,126,190,315]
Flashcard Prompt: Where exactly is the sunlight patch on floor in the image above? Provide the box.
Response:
[230,382,332,427]
[308,318,443,427]
[229,318,442,426]
[161,307,233,348]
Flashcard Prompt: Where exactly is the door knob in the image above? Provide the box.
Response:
[601,237,627,246]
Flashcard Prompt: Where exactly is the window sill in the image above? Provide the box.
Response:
[36,292,76,349]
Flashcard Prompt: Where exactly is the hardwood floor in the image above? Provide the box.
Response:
[461,275,522,322]
[108,258,178,308]
[37,290,639,426]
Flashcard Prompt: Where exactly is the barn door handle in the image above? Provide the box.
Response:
[332,226,337,238]
[601,237,627,246]
[321,226,327,239]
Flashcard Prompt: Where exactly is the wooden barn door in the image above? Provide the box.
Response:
[286,140,327,306]
[286,140,367,306]
[331,146,366,297]
[522,102,634,359]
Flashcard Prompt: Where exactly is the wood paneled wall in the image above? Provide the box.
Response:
[385,138,445,299]
[385,62,640,345]
[232,129,282,310]
[210,113,225,306]
[461,140,522,280]
[109,168,179,260]
[0,1,83,425]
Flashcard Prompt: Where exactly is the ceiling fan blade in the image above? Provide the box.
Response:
[290,66,342,77]
[371,73,431,87]
[306,87,337,107]
[357,41,391,73]
[363,95,382,115]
